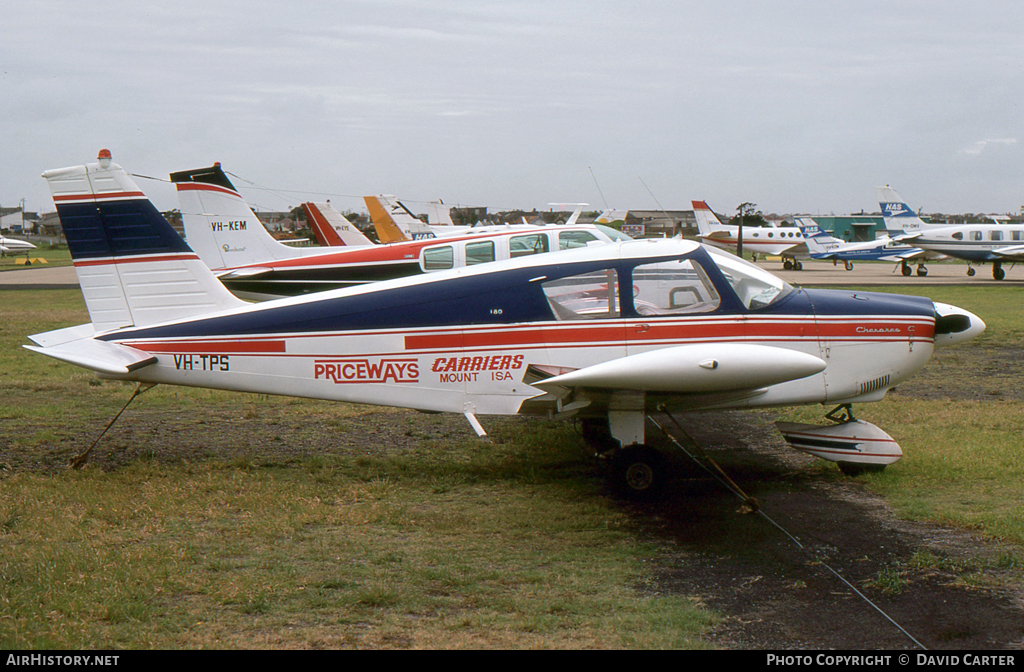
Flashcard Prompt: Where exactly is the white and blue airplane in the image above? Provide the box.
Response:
[0,235,36,256]
[795,217,935,275]
[879,186,1024,280]
[26,153,985,498]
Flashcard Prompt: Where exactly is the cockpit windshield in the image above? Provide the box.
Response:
[704,245,794,309]
[595,225,633,242]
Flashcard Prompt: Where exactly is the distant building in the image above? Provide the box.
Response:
[1,206,39,233]
[807,215,887,242]
[622,210,696,238]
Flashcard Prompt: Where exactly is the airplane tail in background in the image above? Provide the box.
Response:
[691,200,729,237]
[41,151,247,333]
[876,186,934,236]
[795,217,840,256]
[302,201,374,247]
[372,195,438,241]
[424,200,454,226]
[171,163,308,269]
[364,195,411,243]
[594,209,628,225]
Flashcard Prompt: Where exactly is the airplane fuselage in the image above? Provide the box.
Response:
[92,242,939,417]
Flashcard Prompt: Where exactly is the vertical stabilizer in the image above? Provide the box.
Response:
[364,195,411,243]
[43,151,248,332]
[172,163,302,269]
[424,200,454,226]
[370,195,438,240]
[795,217,839,255]
[691,200,729,236]
[876,186,934,235]
[302,201,374,247]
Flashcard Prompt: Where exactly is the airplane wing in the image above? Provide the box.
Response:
[215,267,274,280]
[991,244,1024,259]
[520,343,825,414]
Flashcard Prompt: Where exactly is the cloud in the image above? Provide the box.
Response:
[960,138,1018,155]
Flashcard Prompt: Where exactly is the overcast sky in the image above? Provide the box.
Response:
[3,1,1022,218]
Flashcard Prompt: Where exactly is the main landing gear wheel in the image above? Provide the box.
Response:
[901,262,912,277]
[612,444,667,501]
[783,259,793,270]
[993,263,1005,280]
[917,265,928,277]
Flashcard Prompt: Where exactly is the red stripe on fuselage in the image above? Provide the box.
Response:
[405,317,934,350]
[127,340,287,354]
[73,253,201,267]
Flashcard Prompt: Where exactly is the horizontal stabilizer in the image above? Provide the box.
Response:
[26,323,96,348]
[24,338,157,376]
[533,343,825,394]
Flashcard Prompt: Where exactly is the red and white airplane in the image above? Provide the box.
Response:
[302,201,375,247]
[28,153,985,498]
[692,200,808,269]
[173,163,628,300]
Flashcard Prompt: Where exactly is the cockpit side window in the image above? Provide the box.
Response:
[630,258,721,315]
[542,269,620,320]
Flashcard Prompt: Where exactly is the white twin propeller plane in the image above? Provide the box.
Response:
[26,152,986,498]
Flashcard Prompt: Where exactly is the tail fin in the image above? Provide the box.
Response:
[594,209,628,225]
[424,200,454,226]
[171,163,306,269]
[302,201,374,247]
[876,186,933,235]
[42,150,247,333]
[795,217,838,255]
[366,195,438,241]
[691,200,729,236]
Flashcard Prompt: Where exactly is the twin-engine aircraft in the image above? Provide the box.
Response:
[795,218,934,275]
[879,186,1024,280]
[692,200,808,270]
[173,163,626,300]
[28,153,985,498]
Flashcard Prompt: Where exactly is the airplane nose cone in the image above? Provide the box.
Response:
[933,302,986,347]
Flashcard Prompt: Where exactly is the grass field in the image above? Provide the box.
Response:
[1,289,714,649]
[2,284,1022,648]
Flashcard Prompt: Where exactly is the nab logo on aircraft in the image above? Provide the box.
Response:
[314,358,419,384]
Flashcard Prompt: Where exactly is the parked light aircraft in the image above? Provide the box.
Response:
[795,217,934,275]
[878,187,1024,280]
[302,201,374,247]
[692,201,807,269]
[175,163,628,300]
[28,153,986,498]
[0,235,36,256]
